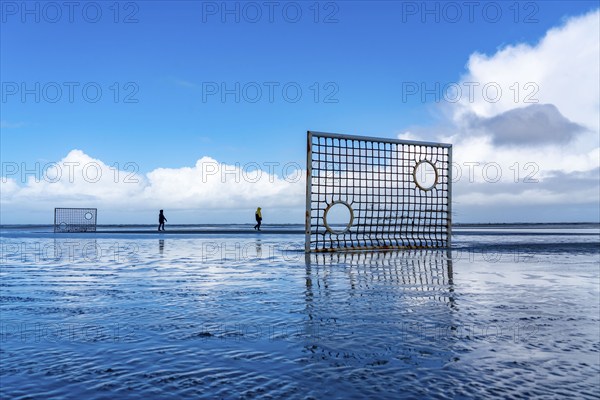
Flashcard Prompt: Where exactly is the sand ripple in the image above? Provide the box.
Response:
[1,236,599,399]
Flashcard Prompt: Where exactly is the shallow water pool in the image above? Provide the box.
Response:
[1,231,599,399]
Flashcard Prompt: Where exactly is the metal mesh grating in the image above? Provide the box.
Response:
[305,131,452,252]
[54,208,97,232]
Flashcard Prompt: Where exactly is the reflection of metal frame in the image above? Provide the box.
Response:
[306,131,452,252]
[302,250,456,361]
[305,249,456,320]
[54,208,97,232]
[308,250,453,287]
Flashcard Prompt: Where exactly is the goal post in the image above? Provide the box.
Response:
[305,131,452,252]
[54,208,98,232]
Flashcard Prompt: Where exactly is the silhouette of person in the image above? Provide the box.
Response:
[253,207,262,231]
[158,210,167,231]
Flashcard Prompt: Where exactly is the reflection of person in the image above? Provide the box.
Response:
[253,207,262,231]
[256,239,262,258]
[158,210,167,231]
[159,239,164,255]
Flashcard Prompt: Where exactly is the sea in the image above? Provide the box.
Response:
[1,223,599,399]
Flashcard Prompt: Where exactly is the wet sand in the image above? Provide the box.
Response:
[1,228,599,399]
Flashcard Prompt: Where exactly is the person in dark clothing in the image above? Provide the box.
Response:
[158,210,167,231]
[253,207,262,231]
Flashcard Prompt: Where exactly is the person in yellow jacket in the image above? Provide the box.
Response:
[254,207,262,231]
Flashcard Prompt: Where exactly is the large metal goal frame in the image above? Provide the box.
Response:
[54,208,97,232]
[305,131,452,252]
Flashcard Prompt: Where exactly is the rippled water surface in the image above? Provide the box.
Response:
[1,228,599,399]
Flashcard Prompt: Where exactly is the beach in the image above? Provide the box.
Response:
[1,225,599,399]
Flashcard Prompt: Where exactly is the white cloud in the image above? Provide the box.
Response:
[172,78,198,89]
[454,9,600,134]
[452,10,599,171]
[401,9,600,222]
[397,131,423,142]
[0,120,25,129]
[0,150,305,223]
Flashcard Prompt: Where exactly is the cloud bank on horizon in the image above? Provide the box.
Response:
[1,9,599,224]
[1,149,305,223]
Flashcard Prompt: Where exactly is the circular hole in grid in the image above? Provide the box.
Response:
[84,212,93,220]
[59,222,68,230]
[413,160,438,191]
[324,201,354,235]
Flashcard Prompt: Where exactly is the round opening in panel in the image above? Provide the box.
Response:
[413,160,438,191]
[323,201,354,235]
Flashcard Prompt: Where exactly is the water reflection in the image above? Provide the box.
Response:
[159,239,164,255]
[305,249,454,305]
[302,250,456,362]
[255,239,262,258]
[51,238,99,262]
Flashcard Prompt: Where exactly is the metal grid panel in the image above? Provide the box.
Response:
[54,208,97,232]
[305,131,452,252]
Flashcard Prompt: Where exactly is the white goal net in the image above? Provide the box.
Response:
[54,208,97,232]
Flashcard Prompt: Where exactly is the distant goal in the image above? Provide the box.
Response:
[305,131,452,252]
[54,208,97,232]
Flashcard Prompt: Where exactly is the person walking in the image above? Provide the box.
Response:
[254,207,262,231]
[158,210,167,231]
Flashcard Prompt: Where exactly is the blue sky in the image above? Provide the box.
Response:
[1,1,599,223]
